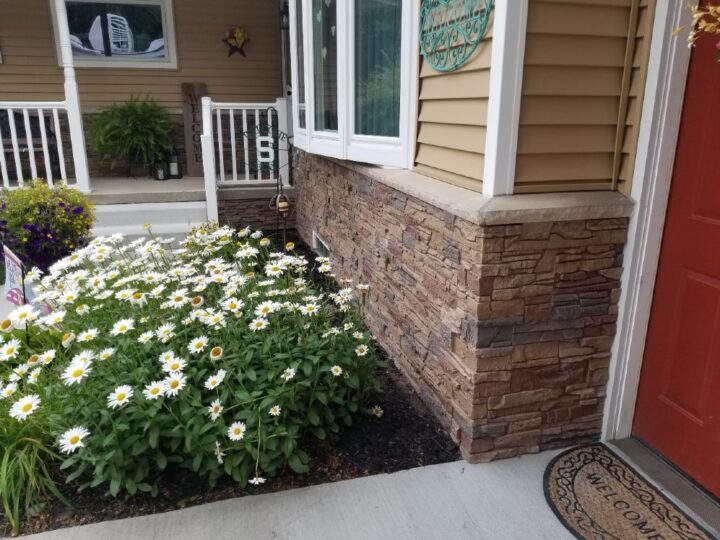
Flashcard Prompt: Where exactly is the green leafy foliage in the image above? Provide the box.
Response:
[88,97,173,168]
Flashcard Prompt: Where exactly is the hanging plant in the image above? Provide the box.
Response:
[222,27,250,57]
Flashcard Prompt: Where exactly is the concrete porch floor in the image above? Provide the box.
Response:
[87,176,205,205]
[25,450,573,540]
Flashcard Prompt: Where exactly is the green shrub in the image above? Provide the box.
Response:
[88,97,173,170]
[0,181,94,271]
[0,224,381,507]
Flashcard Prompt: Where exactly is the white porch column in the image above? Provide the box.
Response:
[201,97,219,222]
[482,0,529,197]
[53,0,91,193]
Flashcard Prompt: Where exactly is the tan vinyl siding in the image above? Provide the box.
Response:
[413,16,492,193]
[514,0,655,194]
[0,0,282,112]
[0,0,65,101]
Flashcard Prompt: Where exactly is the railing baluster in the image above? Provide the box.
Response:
[0,122,9,188]
[229,109,237,182]
[268,109,275,181]
[7,109,23,185]
[52,109,67,182]
[22,108,38,180]
[38,109,53,186]
[255,109,261,181]
[216,109,225,182]
[242,110,250,181]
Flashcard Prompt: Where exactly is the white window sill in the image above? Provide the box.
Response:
[325,158,635,226]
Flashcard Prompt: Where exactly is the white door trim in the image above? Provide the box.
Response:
[602,1,693,441]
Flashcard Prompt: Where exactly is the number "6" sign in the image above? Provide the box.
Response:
[256,136,275,164]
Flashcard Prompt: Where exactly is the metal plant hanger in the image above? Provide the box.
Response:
[419,0,493,72]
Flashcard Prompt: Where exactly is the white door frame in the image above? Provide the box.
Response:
[602,1,693,441]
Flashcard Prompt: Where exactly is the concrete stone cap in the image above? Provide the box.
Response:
[331,159,635,226]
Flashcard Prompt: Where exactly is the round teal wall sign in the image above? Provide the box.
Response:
[419,0,493,73]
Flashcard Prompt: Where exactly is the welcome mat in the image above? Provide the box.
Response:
[544,444,714,540]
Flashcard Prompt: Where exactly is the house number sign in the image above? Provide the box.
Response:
[419,0,493,72]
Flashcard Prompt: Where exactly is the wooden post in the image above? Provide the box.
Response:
[53,0,91,193]
[201,97,219,222]
[181,83,208,177]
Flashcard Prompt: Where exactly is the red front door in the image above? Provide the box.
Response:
[633,25,720,498]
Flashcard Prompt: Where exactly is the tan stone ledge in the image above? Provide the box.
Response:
[218,186,295,201]
[327,158,635,226]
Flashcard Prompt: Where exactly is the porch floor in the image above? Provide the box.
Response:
[87,176,205,205]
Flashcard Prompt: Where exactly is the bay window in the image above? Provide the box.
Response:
[289,0,414,168]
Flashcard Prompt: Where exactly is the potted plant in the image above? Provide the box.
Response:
[88,96,174,178]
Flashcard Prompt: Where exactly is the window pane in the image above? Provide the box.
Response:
[312,0,338,132]
[355,0,401,138]
[295,0,306,129]
[66,2,167,60]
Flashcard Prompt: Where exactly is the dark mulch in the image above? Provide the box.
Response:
[9,361,459,536]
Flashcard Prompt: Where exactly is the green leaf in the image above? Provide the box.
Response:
[149,426,160,449]
[287,454,309,474]
[155,452,167,470]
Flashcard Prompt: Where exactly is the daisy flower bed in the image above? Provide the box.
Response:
[0,224,458,536]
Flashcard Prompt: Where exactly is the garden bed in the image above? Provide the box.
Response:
[6,360,459,536]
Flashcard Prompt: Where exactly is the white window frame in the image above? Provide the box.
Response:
[289,0,414,168]
[51,0,178,70]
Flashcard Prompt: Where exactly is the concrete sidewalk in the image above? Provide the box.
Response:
[25,450,571,540]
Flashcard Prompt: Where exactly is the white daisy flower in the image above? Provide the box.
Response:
[77,328,98,342]
[156,323,176,342]
[162,357,187,374]
[8,305,39,329]
[248,476,266,485]
[330,365,343,377]
[10,363,30,381]
[28,367,42,384]
[264,263,284,277]
[300,303,319,316]
[137,331,154,344]
[209,346,224,361]
[61,332,75,348]
[1,382,18,399]
[214,441,226,464]
[167,288,190,308]
[318,263,332,273]
[72,350,95,365]
[249,318,269,332]
[163,373,187,396]
[355,344,369,356]
[110,319,135,336]
[107,385,133,409]
[98,348,115,361]
[58,426,90,454]
[208,399,223,421]
[0,338,21,361]
[221,298,243,313]
[75,304,91,315]
[370,405,384,418]
[227,421,246,441]
[158,350,176,363]
[188,336,209,354]
[42,311,66,326]
[280,367,296,382]
[204,369,227,390]
[255,301,278,317]
[61,362,91,385]
[40,349,57,365]
[9,394,41,421]
[269,405,282,417]
[352,331,365,340]
[142,381,165,400]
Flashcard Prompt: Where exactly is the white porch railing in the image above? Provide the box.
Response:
[0,101,90,192]
[201,97,291,221]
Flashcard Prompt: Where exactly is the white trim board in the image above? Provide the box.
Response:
[602,1,693,441]
[482,0,528,197]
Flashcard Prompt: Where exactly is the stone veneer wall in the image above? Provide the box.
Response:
[294,151,628,462]
[218,191,296,232]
